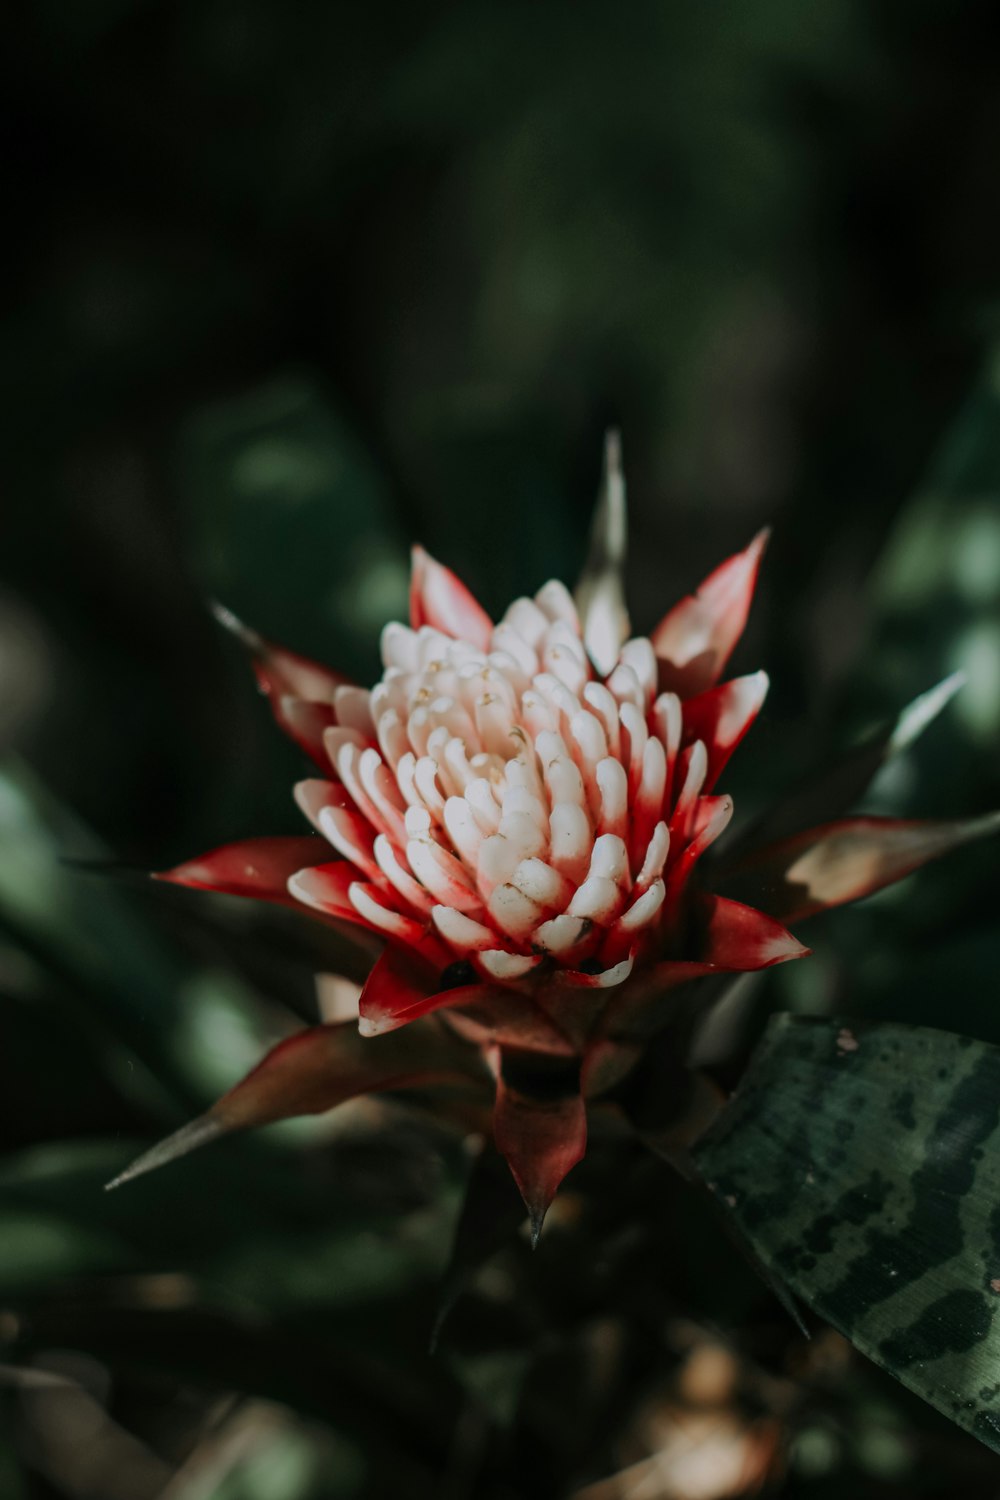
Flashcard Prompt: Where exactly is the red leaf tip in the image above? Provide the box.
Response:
[494,1056,587,1243]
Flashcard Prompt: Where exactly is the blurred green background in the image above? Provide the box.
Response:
[2,1,1000,1496]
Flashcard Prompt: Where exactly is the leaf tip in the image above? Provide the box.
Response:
[890,669,968,754]
[577,429,630,674]
[603,426,622,481]
[750,525,772,558]
[209,599,259,648]
[528,1206,547,1249]
[104,1114,225,1191]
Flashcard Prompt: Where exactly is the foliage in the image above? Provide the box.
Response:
[4,2,1000,1496]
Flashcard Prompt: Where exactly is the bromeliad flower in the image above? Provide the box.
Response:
[109,436,999,1235]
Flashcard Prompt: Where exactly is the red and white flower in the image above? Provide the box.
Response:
[112,438,999,1233]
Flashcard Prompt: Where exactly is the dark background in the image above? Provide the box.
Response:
[2,2,1000,1496]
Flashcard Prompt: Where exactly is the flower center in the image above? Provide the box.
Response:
[298,578,716,986]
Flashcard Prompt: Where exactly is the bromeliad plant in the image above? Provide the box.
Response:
[109,435,998,1252]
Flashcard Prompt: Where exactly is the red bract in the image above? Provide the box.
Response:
[113,438,1000,1236]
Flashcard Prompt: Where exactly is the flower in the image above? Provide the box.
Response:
[110,436,999,1234]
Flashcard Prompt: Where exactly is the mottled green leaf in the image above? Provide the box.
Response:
[694,1016,1000,1454]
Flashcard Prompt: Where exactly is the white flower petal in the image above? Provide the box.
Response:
[568,875,623,924]
[487,882,545,940]
[476,950,542,980]
[511,857,573,911]
[548,802,592,884]
[431,905,496,953]
[617,878,665,932]
[334,685,375,735]
[373,834,436,914]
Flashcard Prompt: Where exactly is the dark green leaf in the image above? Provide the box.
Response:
[694,1016,1000,1454]
[431,1142,527,1352]
[177,376,409,681]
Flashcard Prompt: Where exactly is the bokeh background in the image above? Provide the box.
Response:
[2,2,1000,1496]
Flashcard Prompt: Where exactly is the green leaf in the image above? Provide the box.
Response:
[177,375,409,681]
[431,1142,528,1352]
[693,1015,1000,1454]
[0,759,288,1115]
[869,356,1000,761]
[0,1131,461,1318]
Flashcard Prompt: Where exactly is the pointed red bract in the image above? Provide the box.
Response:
[217,1019,481,1128]
[724,812,1000,925]
[358,944,444,1035]
[155,836,327,907]
[214,603,350,701]
[410,546,493,650]
[106,1018,488,1190]
[213,604,348,766]
[652,531,769,698]
[682,672,769,790]
[493,1048,587,1242]
[698,893,809,968]
[286,860,383,936]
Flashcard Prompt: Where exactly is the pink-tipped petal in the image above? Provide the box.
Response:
[374,835,437,915]
[475,950,544,981]
[319,806,382,881]
[664,797,734,901]
[288,862,377,929]
[410,546,493,650]
[155,837,326,907]
[561,954,635,989]
[431,904,497,953]
[348,881,426,944]
[725,812,1000,925]
[651,530,769,698]
[682,671,770,790]
[293,779,351,833]
[670,741,709,834]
